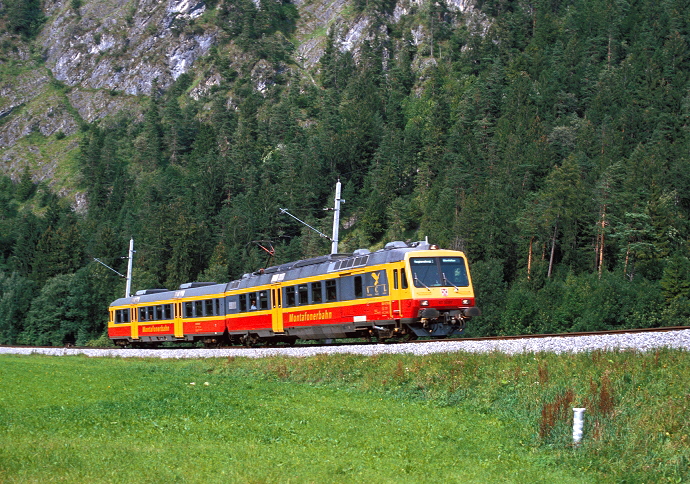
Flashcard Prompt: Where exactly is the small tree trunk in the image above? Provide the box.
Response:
[527,236,534,280]
[598,204,606,279]
[548,221,558,279]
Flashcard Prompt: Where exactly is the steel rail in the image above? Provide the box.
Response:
[2,326,688,351]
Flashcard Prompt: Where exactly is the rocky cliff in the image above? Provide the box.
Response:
[0,0,479,192]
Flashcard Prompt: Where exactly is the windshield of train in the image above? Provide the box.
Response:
[410,257,469,288]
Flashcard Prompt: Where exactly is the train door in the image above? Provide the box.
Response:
[390,265,407,320]
[174,302,183,338]
[271,287,284,333]
[390,267,401,319]
[130,306,139,340]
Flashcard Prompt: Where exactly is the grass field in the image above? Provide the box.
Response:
[0,349,688,483]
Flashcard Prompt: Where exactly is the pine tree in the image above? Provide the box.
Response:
[19,274,75,346]
[10,212,41,277]
[0,272,36,344]
[4,0,44,37]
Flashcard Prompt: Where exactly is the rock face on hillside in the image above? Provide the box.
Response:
[0,0,481,186]
[40,0,215,95]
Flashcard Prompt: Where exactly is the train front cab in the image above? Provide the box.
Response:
[396,248,480,338]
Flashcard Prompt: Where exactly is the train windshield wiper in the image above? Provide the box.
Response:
[442,273,459,292]
[413,273,431,290]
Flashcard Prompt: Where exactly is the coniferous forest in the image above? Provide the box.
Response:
[0,0,689,345]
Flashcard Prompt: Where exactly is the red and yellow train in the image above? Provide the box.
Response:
[108,240,480,346]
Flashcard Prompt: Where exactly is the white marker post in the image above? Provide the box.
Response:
[573,408,586,445]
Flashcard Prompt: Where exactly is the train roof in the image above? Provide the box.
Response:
[110,241,462,306]
[228,240,455,289]
[110,282,227,307]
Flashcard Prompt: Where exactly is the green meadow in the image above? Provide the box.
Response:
[0,350,688,483]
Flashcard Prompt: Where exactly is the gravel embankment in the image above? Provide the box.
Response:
[1,329,689,359]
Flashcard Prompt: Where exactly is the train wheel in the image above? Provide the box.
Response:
[240,334,260,347]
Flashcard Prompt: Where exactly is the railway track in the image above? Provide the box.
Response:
[1,326,689,358]
[425,325,690,343]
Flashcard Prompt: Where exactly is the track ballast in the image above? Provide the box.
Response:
[2,327,689,358]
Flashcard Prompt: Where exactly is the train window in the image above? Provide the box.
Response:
[205,299,214,316]
[239,295,247,312]
[114,310,121,324]
[401,270,408,289]
[311,281,323,304]
[122,309,130,323]
[326,279,337,301]
[164,304,172,319]
[147,306,154,321]
[411,258,440,287]
[215,299,221,315]
[194,300,203,317]
[440,257,469,287]
[249,294,258,310]
[298,284,309,305]
[154,305,163,320]
[139,307,147,321]
[285,286,296,307]
[185,301,193,318]
[354,276,363,298]
[409,257,469,288]
[393,269,399,289]
[258,291,269,310]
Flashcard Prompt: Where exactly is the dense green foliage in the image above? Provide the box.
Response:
[1,351,688,482]
[1,0,44,38]
[1,0,689,343]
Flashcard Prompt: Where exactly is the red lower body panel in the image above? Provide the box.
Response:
[183,319,225,334]
[108,326,131,338]
[227,314,272,332]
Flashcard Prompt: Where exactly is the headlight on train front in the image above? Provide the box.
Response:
[420,300,429,306]
[462,299,471,305]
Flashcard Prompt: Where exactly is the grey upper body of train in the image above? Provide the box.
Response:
[109,240,455,309]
